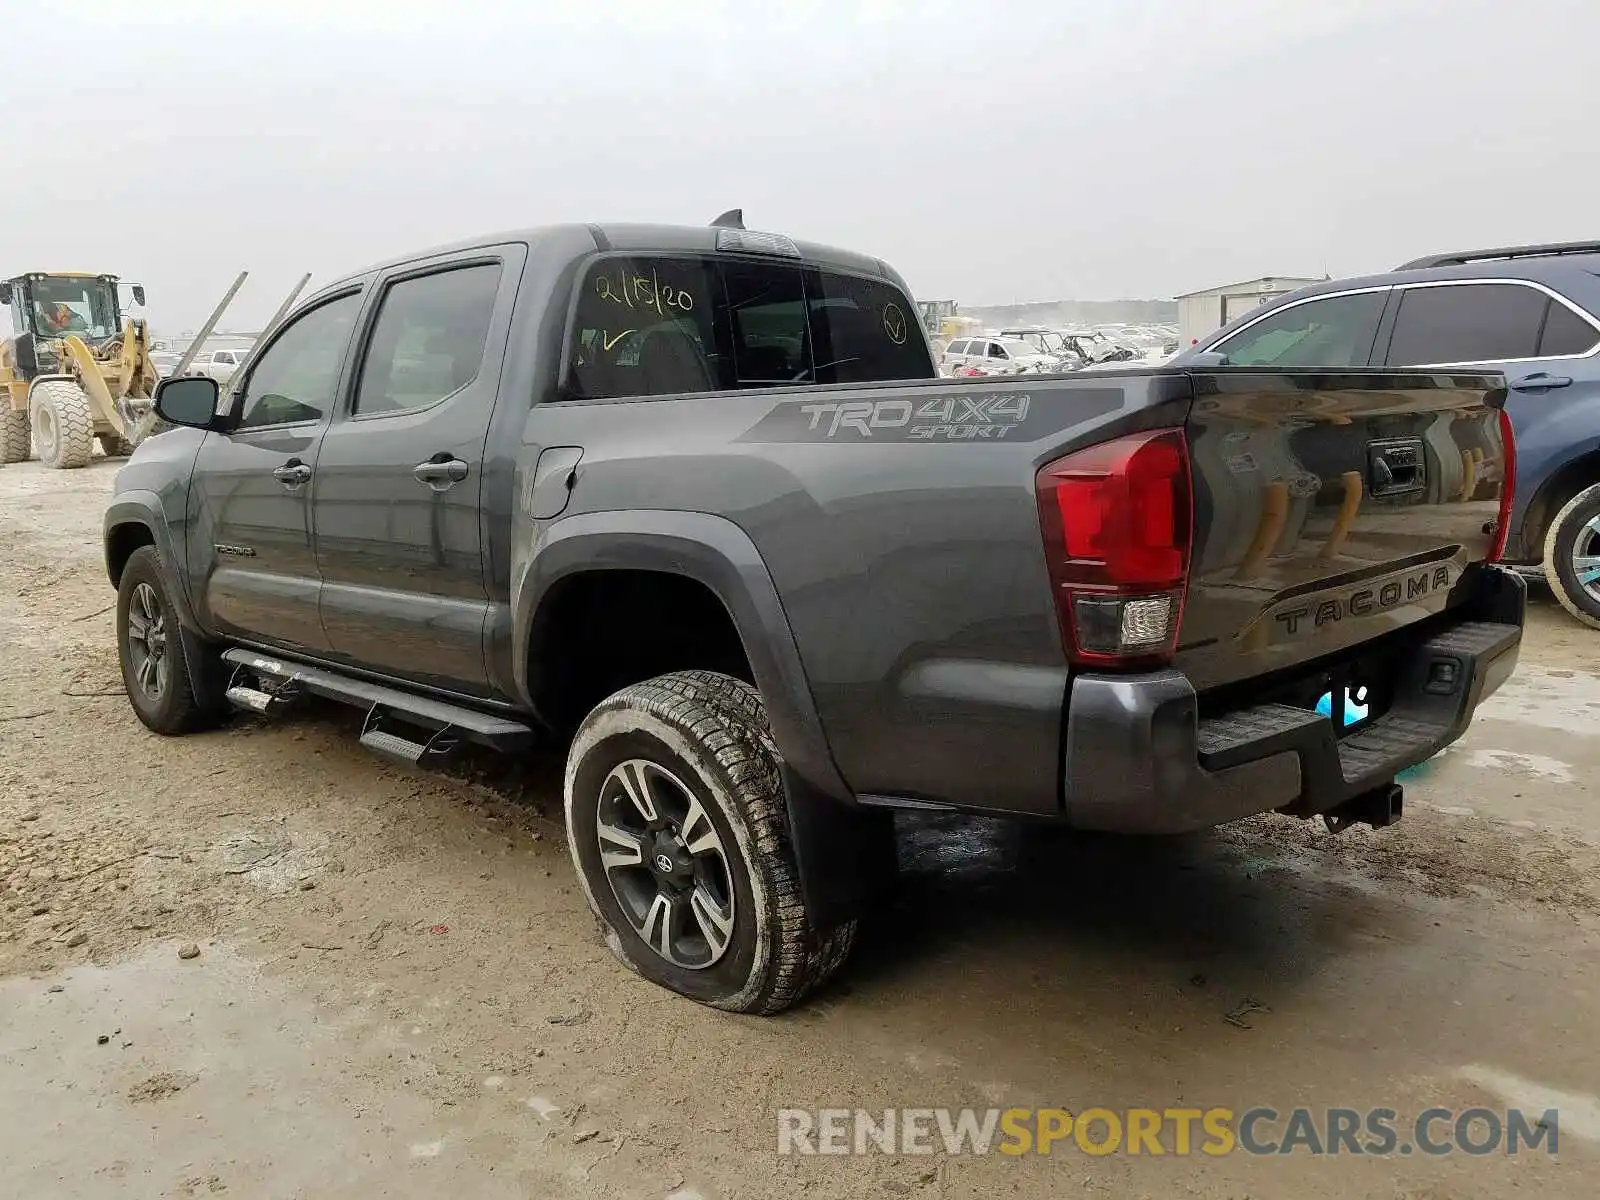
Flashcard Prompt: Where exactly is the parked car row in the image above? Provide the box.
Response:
[937,325,1176,377]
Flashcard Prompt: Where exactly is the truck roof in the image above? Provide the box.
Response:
[320,222,893,296]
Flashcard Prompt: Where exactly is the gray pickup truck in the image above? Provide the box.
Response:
[104,218,1524,1013]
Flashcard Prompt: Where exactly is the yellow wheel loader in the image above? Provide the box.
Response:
[0,272,158,468]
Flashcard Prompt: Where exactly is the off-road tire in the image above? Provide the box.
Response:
[0,407,29,464]
[565,671,855,1014]
[99,433,137,458]
[29,380,95,469]
[1543,482,1600,631]
[116,546,225,735]
[652,669,773,734]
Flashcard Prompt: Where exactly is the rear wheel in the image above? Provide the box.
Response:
[0,407,29,464]
[564,671,855,1014]
[29,381,95,469]
[1543,482,1600,631]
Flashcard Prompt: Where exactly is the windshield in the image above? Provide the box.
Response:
[999,340,1039,358]
[29,277,119,340]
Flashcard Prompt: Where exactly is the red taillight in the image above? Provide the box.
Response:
[1035,428,1193,667]
[1488,407,1516,563]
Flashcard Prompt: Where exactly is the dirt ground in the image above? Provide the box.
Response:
[3,458,1599,1200]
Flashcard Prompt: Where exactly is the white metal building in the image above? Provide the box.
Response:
[1176,276,1325,348]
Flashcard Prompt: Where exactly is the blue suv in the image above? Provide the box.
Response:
[1180,241,1600,628]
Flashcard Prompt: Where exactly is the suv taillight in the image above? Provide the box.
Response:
[1035,428,1194,667]
[1488,407,1516,563]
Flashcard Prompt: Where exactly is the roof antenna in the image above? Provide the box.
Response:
[710,209,745,230]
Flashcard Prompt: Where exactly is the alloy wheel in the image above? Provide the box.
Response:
[1573,514,1600,602]
[595,758,736,969]
[125,582,170,701]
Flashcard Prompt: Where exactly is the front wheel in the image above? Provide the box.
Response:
[1543,482,1600,631]
[564,672,855,1014]
[29,380,95,469]
[116,546,225,735]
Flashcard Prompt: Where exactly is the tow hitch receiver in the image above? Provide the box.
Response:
[1322,783,1404,834]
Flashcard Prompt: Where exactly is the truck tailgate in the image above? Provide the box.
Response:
[1178,369,1511,693]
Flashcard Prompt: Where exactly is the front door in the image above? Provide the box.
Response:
[311,254,517,697]
[188,290,364,654]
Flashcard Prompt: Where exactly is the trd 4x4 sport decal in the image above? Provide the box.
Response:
[736,386,1125,443]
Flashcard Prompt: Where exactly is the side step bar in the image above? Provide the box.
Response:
[360,706,463,767]
[220,648,536,756]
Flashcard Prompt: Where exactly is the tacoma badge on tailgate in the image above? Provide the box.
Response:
[1251,563,1457,641]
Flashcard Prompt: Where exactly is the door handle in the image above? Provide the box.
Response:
[272,459,312,487]
[413,457,469,489]
[1511,372,1573,391]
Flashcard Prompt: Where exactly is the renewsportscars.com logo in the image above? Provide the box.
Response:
[776,1107,1559,1158]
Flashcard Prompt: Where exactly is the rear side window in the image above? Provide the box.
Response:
[1214,291,1386,367]
[567,255,932,399]
[1386,283,1547,366]
[946,339,968,356]
[1539,300,1599,357]
[354,263,502,416]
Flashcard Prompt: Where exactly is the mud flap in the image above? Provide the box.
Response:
[178,623,229,712]
[780,766,897,933]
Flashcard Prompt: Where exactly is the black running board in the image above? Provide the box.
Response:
[220,648,535,755]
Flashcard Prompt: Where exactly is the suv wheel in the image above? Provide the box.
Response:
[116,546,225,734]
[1544,482,1600,631]
[564,671,855,1014]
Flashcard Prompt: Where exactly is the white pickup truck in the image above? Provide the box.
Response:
[189,348,249,385]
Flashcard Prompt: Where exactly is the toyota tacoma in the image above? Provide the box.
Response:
[104,216,1523,1013]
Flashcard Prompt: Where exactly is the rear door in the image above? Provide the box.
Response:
[1377,279,1600,561]
[188,291,364,653]
[310,247,522,697]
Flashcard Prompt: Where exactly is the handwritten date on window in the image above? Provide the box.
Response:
[594,269,695,315]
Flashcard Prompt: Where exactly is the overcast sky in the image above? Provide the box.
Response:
[5,0,1596,330]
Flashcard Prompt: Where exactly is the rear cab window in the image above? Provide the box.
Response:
[567,254,933,399]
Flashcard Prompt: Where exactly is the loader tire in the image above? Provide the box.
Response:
[99,433,137,458]
[0,407,29,464]
[29,381,95,469]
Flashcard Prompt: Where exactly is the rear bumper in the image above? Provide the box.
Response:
[1060,566,1525,834]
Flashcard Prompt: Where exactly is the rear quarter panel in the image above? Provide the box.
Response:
[528,373,1192,815]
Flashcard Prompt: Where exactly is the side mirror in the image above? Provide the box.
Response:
[0,282,11,306]
[154,375,220,429]
[131,284,146,307]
